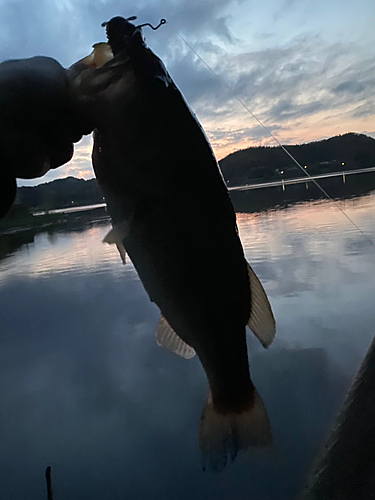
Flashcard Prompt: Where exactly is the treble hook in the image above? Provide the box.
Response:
[136,19,167,31]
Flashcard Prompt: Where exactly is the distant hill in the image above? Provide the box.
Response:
[17,176,104,211]
[219,132,375,186]
[15,132,375,210]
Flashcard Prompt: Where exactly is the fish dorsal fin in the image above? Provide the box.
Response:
[103,227,126,264]
[156,315,196,359]
[247,263,276,348]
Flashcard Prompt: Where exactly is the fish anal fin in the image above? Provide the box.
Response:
[156,315,196,360]
[247,262,276,348]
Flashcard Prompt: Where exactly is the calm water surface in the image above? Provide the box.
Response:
[1,181,375,499]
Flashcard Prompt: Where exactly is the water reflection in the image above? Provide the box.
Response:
[0,178,375,499]
[0,230,35,262]
[0,225,140,284]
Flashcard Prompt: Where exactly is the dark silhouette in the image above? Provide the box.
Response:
[0,55,94,218]
[300,335,375,499]
[45,466,53,500]
[79,15,275,471]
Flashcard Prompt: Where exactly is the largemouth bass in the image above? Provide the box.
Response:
[74,16,276,471]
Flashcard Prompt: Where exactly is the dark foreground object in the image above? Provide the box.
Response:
[45,466,53,500]
[0,56,94,219]
[300,334,375,499]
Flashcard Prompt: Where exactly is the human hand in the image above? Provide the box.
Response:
[0,55,95,218]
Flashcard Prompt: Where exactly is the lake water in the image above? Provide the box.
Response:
[1,174,375,500]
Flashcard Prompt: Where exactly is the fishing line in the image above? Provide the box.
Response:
[179,35,374,247]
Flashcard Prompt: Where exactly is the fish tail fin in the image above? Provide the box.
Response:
[198,389,272,472]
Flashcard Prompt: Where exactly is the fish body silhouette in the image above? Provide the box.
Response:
[76,17,276,471]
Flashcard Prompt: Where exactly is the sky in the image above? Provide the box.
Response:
[0,0,374,186]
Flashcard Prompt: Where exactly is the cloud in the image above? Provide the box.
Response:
[206,124,286,158]
[27,29,373,173]
[64,135,94,177]
[0,0,240,63]
[2,0,374,181]
[165,34,375,157]
[333,81,368,95]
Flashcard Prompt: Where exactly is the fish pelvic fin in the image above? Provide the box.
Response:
[199,388,272,472]
[156,315,196,359]
[247,262,276,348]
[103,227,126,264]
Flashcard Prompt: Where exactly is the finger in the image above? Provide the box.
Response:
[7,132,50,179]
[0,56,94,180]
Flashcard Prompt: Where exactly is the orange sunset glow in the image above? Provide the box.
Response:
[9,0,373,187]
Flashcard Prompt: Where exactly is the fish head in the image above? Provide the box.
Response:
[101,16,143,56]
[70,38,138,113]
[69,15,161,125]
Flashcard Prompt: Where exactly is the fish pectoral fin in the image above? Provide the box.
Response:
[156,315,196,360]
[247,262,276,348]
[102,227,126,265]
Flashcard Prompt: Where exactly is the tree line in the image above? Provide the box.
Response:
[15,132,375,210]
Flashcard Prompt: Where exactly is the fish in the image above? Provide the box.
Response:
[74,16,276,471]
